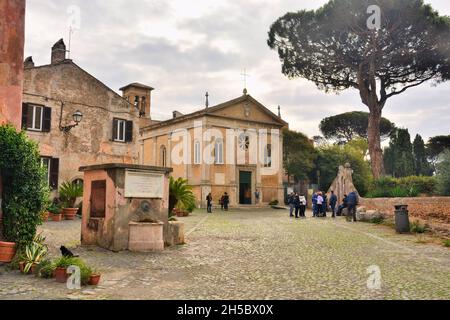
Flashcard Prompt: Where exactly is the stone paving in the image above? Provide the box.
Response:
[0,209,449,300]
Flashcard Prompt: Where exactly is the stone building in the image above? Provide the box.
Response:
[22,39,153,191]
[139,92,288,207]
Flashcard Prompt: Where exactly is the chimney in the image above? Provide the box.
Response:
[24,56,34,68]
[51,39,66,64]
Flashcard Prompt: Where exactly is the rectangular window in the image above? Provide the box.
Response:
[194,141,201,165]
[27,105,43,131]
[113,119,126,142]
[40,157,59,190]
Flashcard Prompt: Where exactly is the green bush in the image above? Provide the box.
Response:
[443,239,450,247]
[366,176,437,198]
[0,125,50,247]
[410,220,428,234]
[436,150,450,196]
[59,181,83,208]
[36,259,55,279]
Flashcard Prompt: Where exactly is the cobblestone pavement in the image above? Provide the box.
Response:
[1,209,449,300]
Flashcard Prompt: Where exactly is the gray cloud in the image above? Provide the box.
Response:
[24,0,450,141]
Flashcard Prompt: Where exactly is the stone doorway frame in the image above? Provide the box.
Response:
[236,165,257,205]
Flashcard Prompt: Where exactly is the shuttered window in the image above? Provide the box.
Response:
[41,157,59,190]
[22,103,51,132]
[113,118,133,143]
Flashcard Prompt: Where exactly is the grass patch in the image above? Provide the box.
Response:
[443,239,450,248]
[410,220,428,234]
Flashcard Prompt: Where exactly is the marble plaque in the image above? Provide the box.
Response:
[125,170,164,198]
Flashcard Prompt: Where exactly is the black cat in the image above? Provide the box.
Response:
[60,246,79,257]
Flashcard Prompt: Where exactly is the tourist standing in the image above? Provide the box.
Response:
[329,191,338,218]
[347,191,359,222]
[255,189,261,204]
[294,193,301,219]
[288,192,295,217]
[206,193,213,214]
[223,192,230,211]
[312,192,318,217]
[299,195,307,218]
[322,193,328,217]
[316,192,324,217]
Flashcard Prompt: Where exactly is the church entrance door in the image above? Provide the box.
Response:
[239,171,252,205]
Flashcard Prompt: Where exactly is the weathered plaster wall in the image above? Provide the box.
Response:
[0,0,25,129]
[23,61,140,187]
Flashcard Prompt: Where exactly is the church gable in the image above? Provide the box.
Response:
[208,95,286,126]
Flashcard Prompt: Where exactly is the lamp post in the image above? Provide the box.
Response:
[60,110,83,133]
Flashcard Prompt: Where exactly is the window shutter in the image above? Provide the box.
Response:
[112,119,118,141]
[21,103,29,129]
[50,158,59,190]
[125,121,133,142]
[42,107,52,132]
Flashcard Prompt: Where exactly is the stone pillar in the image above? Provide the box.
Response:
[0,0,26,130]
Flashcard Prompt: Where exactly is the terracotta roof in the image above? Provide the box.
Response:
[119,83,154,91]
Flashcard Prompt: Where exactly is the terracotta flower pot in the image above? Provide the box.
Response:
[19,261,25,273]
[31,263,38,275]
[0,241,17,263]
[88,274,101,286]
[54,267,68,283]
[51,213,63,222]
[63,208,79,220]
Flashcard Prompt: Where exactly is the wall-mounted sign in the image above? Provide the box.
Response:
[125,170,164,198]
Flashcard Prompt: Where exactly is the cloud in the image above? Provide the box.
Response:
[24,0,450,140]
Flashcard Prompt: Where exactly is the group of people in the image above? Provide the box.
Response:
[206,192,230,213]
[288,190,359,221]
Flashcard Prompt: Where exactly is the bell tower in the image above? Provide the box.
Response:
[119,83,154,119]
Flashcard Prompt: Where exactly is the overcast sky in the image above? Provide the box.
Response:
[24,0,450,141]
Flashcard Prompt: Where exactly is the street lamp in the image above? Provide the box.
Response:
[60,110,83,133]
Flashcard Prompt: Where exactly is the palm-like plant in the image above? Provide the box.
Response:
[59,181,83,208]
[169,177,196,216]
[23,241,48,273]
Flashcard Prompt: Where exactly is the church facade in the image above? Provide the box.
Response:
[139,92,288,207]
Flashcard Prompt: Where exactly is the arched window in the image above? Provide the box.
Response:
[215,138,224,164]
[264,144,272,167]
[72,178,84,188]
[160,146,167,167]
[194,140,201,165]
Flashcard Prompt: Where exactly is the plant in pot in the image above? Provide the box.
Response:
[36,259,55,279]
[53,256,81,283]
[88,268,101,286]
[59,181,83,220]
[47,202,62,222]
[169,177,196,219]
[22,241,48,274]
[0,126,50,264]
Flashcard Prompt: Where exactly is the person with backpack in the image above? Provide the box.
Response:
[347,191,359,222]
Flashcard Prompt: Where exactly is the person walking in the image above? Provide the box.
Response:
[329,191,338,218]
[255,189,261,205]
[316,192,324,217]
[347,191,359,222]
[223,192,230,211]
[299,195,307,218]
[220,194,225,211]
[206,193,213,214]
[288,192,295,218]
[312,192,318,217]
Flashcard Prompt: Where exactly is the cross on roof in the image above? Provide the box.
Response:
[241,68,250,92]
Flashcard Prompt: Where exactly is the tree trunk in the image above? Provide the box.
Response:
[367,106,384,179]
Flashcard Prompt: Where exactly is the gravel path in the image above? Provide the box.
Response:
[0,209,449,300]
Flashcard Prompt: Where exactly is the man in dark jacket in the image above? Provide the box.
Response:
[347,191,359,222]
[329,191,338,218]
[288,192,295,217]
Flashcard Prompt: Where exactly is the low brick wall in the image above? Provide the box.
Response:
[360,197,450,225]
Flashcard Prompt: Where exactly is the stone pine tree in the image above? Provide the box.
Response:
[320,111,395,144]
[413,134,431,176]
[268,0,450,178]
[384,129,415,178]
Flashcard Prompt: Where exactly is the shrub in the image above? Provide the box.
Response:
[0,125,50,247]
[443,239,450,247]
[366,175,437,198]
[370,216,385,224]
[410,220,428,234]
[36,259,54,279]
[436,150,450,196]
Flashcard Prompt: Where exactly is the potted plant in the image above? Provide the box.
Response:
[0,241,17,264]
[169,177,196,219]
[88,269,101,286]
[59,181,83,220]
[22,233,48,274]
[48,202,62,222]
[53,256,79,283]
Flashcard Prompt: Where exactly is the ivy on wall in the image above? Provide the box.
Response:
[0,125,49,247]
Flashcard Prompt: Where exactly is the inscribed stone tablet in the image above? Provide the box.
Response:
[125,170,164,198]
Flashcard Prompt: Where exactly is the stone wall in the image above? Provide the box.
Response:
[360,197,450,226]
